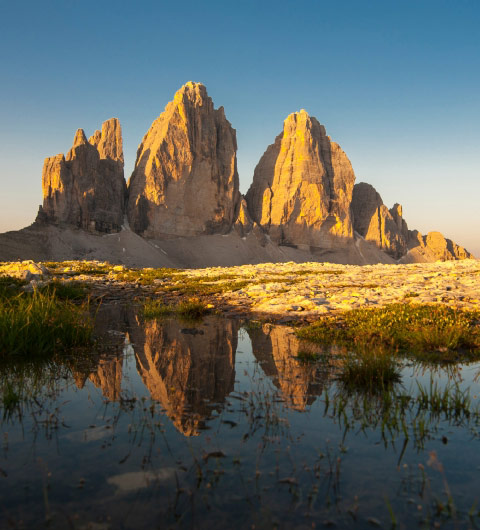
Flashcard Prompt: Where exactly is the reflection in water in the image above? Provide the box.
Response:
[71,304,128,401]
[88,355,124,401]
[129,316,239,436]
[3,307,480,529]
[248,324,328,410]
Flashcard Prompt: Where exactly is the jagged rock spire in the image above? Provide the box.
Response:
[127,82,240,238]
[38,118,126,233]
[245,109,355,249]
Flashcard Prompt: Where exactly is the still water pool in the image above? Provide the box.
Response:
[1,305,480,529]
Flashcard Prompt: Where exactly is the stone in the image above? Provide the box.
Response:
[0,260,48,280]
[233,197,254,236]
[405,230,473,261]
[245,109,355,249]
[37,118,126,233]
[351,182,409,259]
[127,82,240,238]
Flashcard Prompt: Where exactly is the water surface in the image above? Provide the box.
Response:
[1,305,480,529]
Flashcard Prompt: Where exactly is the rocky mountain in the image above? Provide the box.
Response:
[2,82,472,265]
[352,182,472,261]
[403,230,472,262]
[245,110,355,249]
[37,118,126,233]
[127,82,240,238]
[352,182,409,259]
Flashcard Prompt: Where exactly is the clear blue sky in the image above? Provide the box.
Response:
[1,0,479,255]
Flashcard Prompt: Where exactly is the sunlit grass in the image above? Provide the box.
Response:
[296,303,480,361]
[143,297,209,320]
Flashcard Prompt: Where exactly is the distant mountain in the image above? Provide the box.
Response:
[0,82,471,266]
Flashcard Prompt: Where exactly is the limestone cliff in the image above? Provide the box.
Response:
[352,182,472,261]
[245,110,355,249]
[38,118,125,232]
[127,82,240,238]
[352,182,409,259]
[403,230,473,262]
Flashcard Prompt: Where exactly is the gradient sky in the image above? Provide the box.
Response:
[1,0,479,255]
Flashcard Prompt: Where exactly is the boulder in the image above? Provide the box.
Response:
[127,82,240,238]
[245,110,355,249]
[38,118,126,232]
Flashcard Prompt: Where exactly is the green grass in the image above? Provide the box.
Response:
[0,290,93,357]
[143,298,209,320]
[39,280,88,300]
[0,276,27,298]
[337,348,401,393]
[44,261,113,276]
[114,267,179,285]
[296,350,321,363]
[176,299,209,319]
[296,303,480,361]
[142,299,175,318]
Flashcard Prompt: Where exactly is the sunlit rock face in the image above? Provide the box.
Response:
[127,82,240,238]
[352,183,473,261]
[248,325,326,411]
[352,182,409,259]
[129,317,238,436]
[38,118,126,232]
[245,110,355,249]
[404,230,473,262]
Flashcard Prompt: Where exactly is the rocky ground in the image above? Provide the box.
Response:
[1,259,479,323]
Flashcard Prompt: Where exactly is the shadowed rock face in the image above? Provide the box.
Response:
[245,110,355,249]
[248,325,327,411]
[38,118,126,233]
[352,182,409,259]
[129,317,238,436]
[127,82,240,238]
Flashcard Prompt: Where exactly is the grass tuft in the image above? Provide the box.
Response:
[143,298,209,321]
[296,303,480,361]
[142,299,175,318]
[176,298,209,319]
[337,348,401,393]
[40,280,88,300]
[0,290,93,357]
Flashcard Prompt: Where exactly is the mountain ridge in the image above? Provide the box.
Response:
[0,82,472,266]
